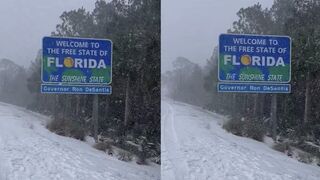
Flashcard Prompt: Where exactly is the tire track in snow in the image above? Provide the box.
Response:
[162,100,189,180]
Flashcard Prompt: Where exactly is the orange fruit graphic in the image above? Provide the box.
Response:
[64,57,74,68]
[241,55,251,66]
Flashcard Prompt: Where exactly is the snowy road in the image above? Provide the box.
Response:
[0,102,160,180]
[161,98,320,180]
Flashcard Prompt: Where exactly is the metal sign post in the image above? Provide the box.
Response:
[217,33,292,141]
[93,94,99,141]
[41,36,113,142]
[41,36,112,94]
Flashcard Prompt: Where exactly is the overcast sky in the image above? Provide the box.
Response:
[1,0,274,70]
[0,0,97,68]
[162,0,274,72]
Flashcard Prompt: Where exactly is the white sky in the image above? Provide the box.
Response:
[0,0,97,68]
[0,0,274,70]
[162,0,274,72]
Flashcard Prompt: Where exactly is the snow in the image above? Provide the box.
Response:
[0,102,160,180]
[161,98,320,180]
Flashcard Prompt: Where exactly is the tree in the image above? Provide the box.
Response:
[286,0,320,126]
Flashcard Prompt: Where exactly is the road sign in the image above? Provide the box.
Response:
[41,84,112,94]
[42,37,112,85]
[219,34,291,83]
[217,83,291,93]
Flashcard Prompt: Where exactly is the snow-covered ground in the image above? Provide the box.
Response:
[161,98,320,180]
[0,102,160,180]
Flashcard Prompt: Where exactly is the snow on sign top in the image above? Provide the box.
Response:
[42,37,113,85]
[218,34,291,83]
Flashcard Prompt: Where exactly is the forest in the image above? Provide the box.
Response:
[0,0,160,165]
[163,0,320,165]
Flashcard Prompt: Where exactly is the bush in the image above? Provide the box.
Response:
[69,124,86,141]
[150,155,161,165]
[273,142,290,153]
[223,116,265,142]
[136,153,147,165]
[117,151,133,162]
[222,117,244,136]
[294,141,320,159]
[245,118,265,142]
[47,118,85,141]
[94,142,112,153]
[297,151,313,164]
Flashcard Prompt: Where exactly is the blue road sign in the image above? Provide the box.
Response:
[41,37,113,95]
[217,83,291,93]
[41,84,112,94]
[219,34,291,83]
[42,37,112,85]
